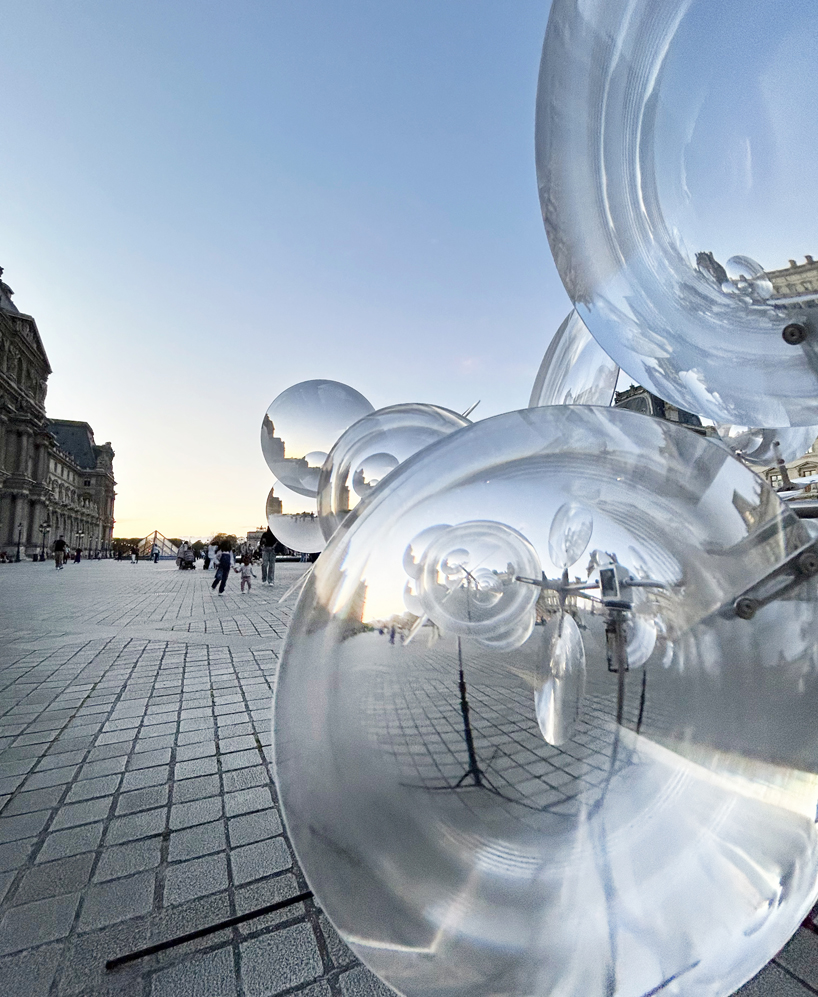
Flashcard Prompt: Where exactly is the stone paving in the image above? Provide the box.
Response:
[0,559,384,997]
[0,559,817,996]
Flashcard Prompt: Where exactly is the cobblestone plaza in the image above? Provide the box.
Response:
[1,560,817,996]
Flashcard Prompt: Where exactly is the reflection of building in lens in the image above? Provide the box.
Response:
[697,251,818,306]
[337,484,350,516]
[614,386,712,436]
[766,255,818,304]
[695,251,727,286]
[763,439,818,491]
[266,433,285,462]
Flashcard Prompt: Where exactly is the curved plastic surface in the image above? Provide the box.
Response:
[266,482,324,554]
[537,0,818,427]
[261,380,374,498]
[317,403,470,540]
[716,424,817,467]
[529,310,619,409]
[274,405,818,997]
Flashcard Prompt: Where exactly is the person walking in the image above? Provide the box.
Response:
[205,540,218,570]
[260,527,277,586]
[74,547,82,564]
[211,541,235,596]
[151,542,160,563]
[238,554,256,594]
[53,535,66,570]
[130,545,138,565]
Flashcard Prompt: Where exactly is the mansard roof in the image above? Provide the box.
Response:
[49,420,98,469]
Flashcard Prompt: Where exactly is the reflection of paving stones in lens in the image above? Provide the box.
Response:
[352,614,731,833]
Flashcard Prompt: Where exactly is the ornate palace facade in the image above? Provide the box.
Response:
[0,269,115,558]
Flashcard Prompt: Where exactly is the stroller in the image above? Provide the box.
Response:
[179,547,196,569]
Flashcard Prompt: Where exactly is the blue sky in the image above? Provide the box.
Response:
[0,0,567,537]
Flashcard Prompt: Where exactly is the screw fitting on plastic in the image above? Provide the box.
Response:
[782,323,808,346]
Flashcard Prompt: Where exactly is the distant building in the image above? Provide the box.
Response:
[0,268,115,557]
[613,385,713,436]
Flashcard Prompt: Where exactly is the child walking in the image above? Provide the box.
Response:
[238,554,256,594]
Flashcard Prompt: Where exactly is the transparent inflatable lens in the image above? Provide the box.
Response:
[274,405,818,997]
[265,482,324,554]
[402,524,450,580]
[535,613,586,746]
[537,0,818,427]
[529,310,619,409]
[416,521,540,646]
[352,452,400,498]
[318,403,470,540]
[260,380,374,498]
[548,501,594,570]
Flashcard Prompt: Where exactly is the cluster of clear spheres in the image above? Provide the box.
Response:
[273,406,818,997]
[537,0,818,428]
[260,5,818,995]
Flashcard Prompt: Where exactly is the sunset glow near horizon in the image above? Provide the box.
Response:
[1,2,570,540]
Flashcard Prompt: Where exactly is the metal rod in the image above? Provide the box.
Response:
[105,890,314,970]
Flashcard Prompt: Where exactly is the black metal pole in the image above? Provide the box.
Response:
[455,637,483,788]
[15,522,22,562]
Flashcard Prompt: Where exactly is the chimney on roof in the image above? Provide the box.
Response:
[789,260,798,267]
[806,256,814,265]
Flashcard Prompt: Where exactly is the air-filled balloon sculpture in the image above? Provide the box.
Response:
[261,4,818,995]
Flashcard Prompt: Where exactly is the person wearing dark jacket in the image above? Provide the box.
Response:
[53,535,67,570]
[211,541,235,595]
[260,528,277,586]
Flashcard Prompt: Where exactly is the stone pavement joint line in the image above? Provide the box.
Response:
[1,561,817,996]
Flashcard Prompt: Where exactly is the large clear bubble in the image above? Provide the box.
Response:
[537,0,818,428]
[261,380,374,498]
[274,405,818,997]
[529,310,619,409]
[317,403,470,540]
[266,482,324,554]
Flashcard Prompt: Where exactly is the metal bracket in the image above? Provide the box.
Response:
[731,539,818,620]
[781,321,818,383]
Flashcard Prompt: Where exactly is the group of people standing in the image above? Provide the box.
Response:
[204,528,278,596]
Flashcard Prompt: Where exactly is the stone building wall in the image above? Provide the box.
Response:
[0,269,115,558]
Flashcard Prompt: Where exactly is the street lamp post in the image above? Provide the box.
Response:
[15,522,23,562]
[39,522,51,562]
[76,531,84,562]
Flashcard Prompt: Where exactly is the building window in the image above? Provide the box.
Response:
[84,479,91,487]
